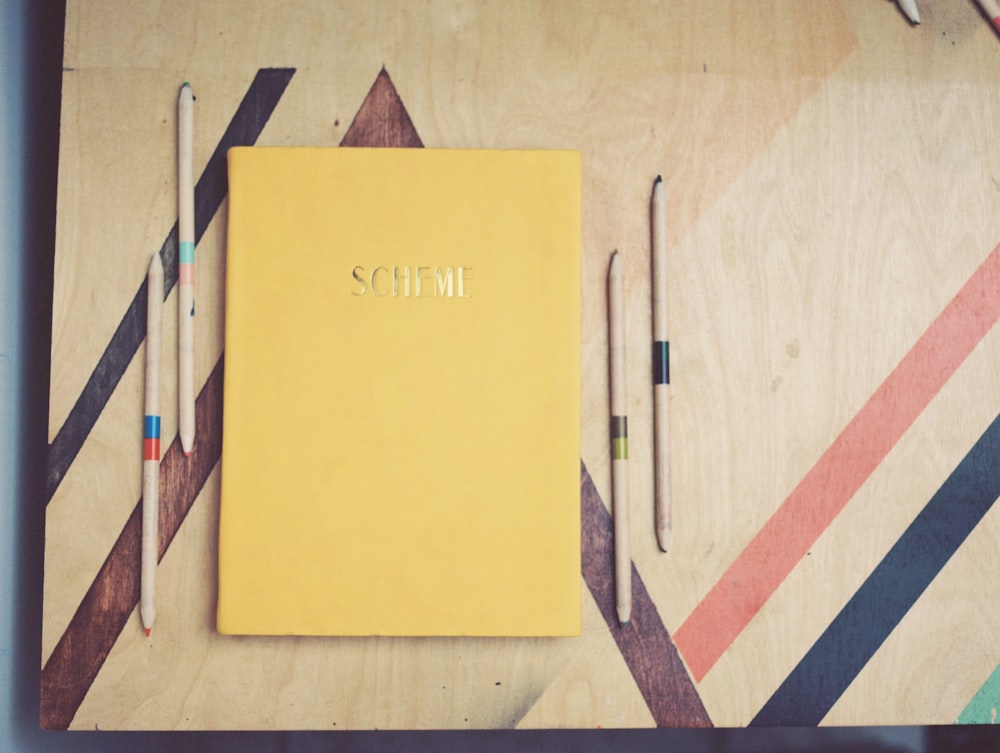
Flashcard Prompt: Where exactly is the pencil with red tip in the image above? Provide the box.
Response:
[142,252,163,637]
[976,0,1000,34]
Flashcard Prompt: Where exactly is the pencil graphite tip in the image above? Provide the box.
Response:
[145,627,152,638]
[653,176,665,201]
[655,174,662,185]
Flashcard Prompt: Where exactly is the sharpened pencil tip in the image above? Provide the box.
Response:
[609,250,621,277]
[145,627,152,637]
[657,527,671,554]
[655,174,662,184]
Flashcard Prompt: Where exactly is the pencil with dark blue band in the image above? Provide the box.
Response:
[141,252,163,636]
[652,175,672,553]
[608,250,631,625]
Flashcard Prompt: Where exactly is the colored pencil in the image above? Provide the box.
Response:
[178,82,196,456]
[141,252,164,637]
[896,0,920,24]
[651,176,671,554]
[608,250,631,625]
[976,0,1000,34]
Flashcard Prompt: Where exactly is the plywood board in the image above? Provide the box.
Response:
[43,0,1000,730]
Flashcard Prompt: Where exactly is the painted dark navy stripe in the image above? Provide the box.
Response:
[751,411,1000,726]
[45,68,295,503]
[653,340,670,385]
[40,64,416,732]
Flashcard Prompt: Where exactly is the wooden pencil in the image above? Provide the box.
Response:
[141,251,164,637]
[896,0,920,24]
[651,175,671,554]
[976,0,1000,33]
[608,250,631,625]
[178,82,196,456]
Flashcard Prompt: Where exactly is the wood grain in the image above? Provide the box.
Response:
[45,68,294,502]
[44,0,1000,730]
[580,461,711,727]
[41,64,447,731]
[42,358,224,729]
[340,68,423,148]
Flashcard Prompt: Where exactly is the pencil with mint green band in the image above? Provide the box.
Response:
[178,82,196,456]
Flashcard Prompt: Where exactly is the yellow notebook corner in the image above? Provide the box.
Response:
[218,147,581,637]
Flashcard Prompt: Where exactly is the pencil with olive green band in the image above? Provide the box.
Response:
[608,249,631,625]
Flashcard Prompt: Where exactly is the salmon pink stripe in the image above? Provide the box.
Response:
[674,242,1000,683]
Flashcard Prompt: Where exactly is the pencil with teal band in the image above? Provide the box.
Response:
[142,251,164,637]
[608,249,631,625]
[178,82,196,456]
[651,175,672,553]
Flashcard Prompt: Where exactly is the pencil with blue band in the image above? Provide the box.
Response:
[652,175,671,553]
[608,249,631,625]
[141,251,163,637]
[178,82,196,456]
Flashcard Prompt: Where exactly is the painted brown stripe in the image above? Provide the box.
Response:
[580,460,712,727]
[42,66,702,731]
[40,68,426,731]
[40,358,224,730]
[340,67,423,148]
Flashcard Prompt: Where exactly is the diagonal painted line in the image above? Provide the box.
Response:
[39,66,423,731]
[44,68,295,503]
[580,461,712,727]
[41,359,224,730]
[958,662,1000,724]
[40,64,703,731]
[750,412,1000,726]
[674,242,1000,682]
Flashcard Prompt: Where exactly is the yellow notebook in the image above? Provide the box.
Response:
[218,147,581,636]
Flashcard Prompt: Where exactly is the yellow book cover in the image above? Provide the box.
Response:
[218,147,581,636]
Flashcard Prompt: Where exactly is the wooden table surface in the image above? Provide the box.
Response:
[42,0,1000,731]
